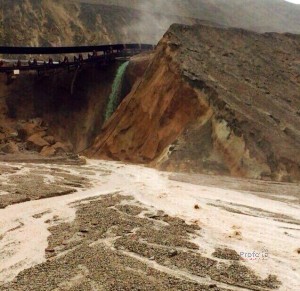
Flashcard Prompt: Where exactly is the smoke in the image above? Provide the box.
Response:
[121,0,190,44]
[80,0,196,44]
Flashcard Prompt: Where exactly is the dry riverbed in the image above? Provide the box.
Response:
[0,160,299,290]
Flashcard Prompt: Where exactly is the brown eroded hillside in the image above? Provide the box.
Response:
[1,0,300,48]
[0,61,123,161]
[88,24,300,182]
[0,0,201,46]
[82,0,300,34]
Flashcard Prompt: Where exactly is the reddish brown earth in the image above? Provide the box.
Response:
[88,24,300,182]
[123,52,155,100]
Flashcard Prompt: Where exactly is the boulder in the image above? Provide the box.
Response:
[27,133,50,152]
[1,142,19,154]
[44,136,56,145]
[40,146,56,157]
[17,119,47,140]
[52,142,72,154]
[17,123,36,140]
[30,117,43,127]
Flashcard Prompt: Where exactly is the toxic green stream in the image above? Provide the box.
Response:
[104,61,129,121]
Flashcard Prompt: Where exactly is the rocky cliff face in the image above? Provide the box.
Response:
[84,0,300,34]
[0,0,199,46]
[1,0,300,48]
[88,24,300,182]
[0,62,120,157]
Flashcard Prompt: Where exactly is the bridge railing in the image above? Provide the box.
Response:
[0,44,155,73]
[0,43,155,55]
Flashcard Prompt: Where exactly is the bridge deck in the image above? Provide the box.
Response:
[0,43,154,55]
[1,53,139,73]
[0,44,154,74]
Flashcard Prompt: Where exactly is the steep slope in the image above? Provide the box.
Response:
[1,0,300,48]
[83,0,300,34]
[0,62,121,156]
[0,0,199,46]
[88,24,300,182]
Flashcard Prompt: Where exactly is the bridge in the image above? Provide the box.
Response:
[0,43,154,78]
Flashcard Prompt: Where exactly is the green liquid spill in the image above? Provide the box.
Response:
[105,61,129,121]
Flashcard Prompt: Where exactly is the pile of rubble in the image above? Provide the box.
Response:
[0,118,73,157]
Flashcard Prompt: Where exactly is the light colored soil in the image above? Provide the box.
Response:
[0,194,280,291]
[0,161,91,209]
[0,160,299,290]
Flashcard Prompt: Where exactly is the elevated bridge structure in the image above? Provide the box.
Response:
[0,43,154,79]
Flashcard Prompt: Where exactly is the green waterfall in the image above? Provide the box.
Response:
[104,61,129,121]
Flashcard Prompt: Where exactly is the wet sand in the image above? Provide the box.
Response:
[0,160,299,290]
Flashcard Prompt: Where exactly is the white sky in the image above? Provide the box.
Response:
[285,0,300,3]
